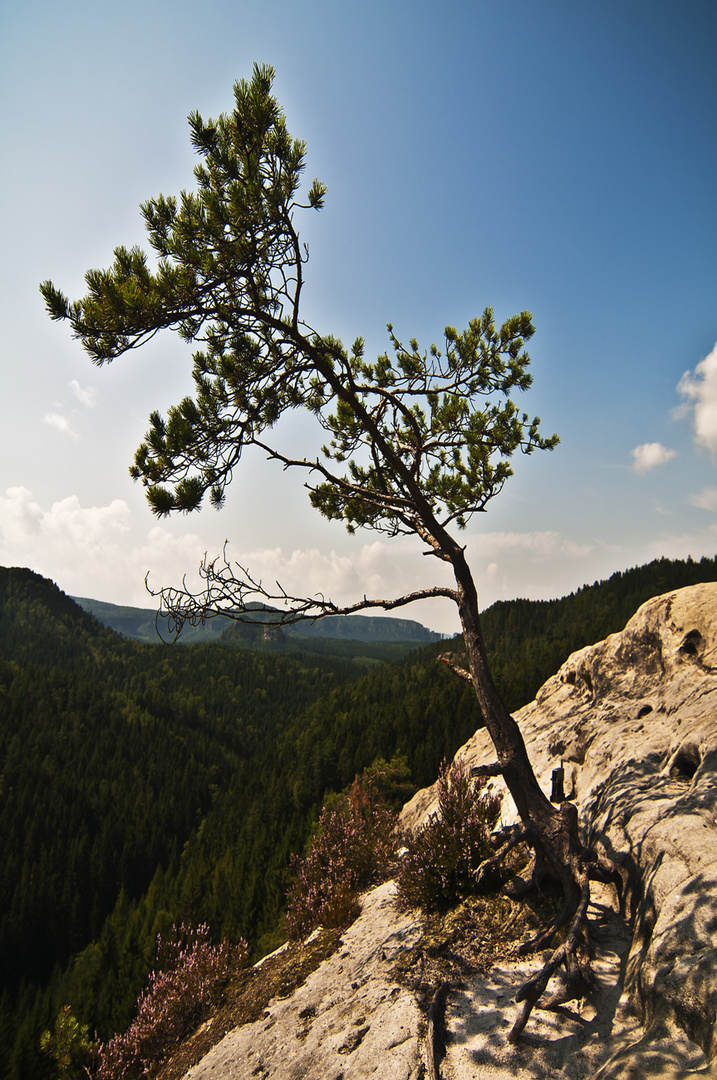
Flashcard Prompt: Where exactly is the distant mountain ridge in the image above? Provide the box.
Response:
[71,596,443,647]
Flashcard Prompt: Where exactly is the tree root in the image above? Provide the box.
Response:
[515,896,573,956]
[471,813,623,1044]
[426,981,451,1080]
[473,825,530,888]
[509,871,592,1042]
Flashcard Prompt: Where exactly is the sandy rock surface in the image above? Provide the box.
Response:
[183,880,425,1080]
[402,582,717,1078]
[183,583,717,1079]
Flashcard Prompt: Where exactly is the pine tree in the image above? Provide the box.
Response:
[41,62,620,1037]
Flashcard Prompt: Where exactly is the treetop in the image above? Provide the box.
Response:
[41,63,557,614]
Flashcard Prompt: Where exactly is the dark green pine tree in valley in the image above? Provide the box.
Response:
[41,62,621,1039]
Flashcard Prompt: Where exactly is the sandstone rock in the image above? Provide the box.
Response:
[183,583,717,1079]
[401,582,717,1077]
[182,880,425,1080]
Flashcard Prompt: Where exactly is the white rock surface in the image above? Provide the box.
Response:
[183,880,425,1080]
[184,583,717,1079]
[402,582,717,1077]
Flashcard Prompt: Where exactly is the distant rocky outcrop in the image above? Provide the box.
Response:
[182,583,717,1079]
[72,595,441,650]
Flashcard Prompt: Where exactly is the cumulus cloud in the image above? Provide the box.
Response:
[677,342,717,453]
[631,442,677,473]
[69,379,98,408]
[43,411,79,439]
[641,525,717,565]
[461,530,596,610]
[0,486,130,555]
[0,487,238,620]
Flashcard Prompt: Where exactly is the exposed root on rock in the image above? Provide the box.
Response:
[470,805,623,1044]
[509,871,592,1042]
[426,982,450,1080]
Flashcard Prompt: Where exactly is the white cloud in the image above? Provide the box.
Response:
[0,486,130,556]
[689,487,717,512]
[0,488,232,616]
[467,530,593,561]
[43,411,79,439]
[69,379,98,408]
[0,489,460,629]
[631,442,677,473]
[459,530,596,610]
[641,524,717,564]
[677,342,717,453]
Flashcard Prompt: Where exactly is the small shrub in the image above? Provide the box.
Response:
[41,1005,95,1080]
[96,923,248,1080]
[285,774,400,940]
[396,757,501,913]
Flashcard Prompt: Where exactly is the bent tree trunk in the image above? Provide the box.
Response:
[450,551,620,1040]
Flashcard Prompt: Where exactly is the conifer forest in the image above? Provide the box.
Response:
[2,554,717,1078]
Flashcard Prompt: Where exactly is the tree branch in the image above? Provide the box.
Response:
[470,762,503,778]
[146,545,458,640]
[439,653,473,683]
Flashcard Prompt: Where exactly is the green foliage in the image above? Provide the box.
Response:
[309,315,558,538]
[41,65,556,582]
[40,1007,94,1080]
[41,62,329,518]
[396,758,501,913]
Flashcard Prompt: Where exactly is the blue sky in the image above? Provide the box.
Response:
[1,0,716,634]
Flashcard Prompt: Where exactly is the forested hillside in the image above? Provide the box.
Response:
[2,555,717,1079]
[0,567,477,1079]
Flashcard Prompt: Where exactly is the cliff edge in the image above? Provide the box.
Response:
[183,583,717,1079]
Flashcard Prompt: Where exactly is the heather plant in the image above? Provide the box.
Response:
[285,773,400,940]
[396,757,502,913]
[96,923,248,1080]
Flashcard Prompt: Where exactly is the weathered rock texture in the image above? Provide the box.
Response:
[183,583,717,1079]
[402,582,717,1077]
[183,880,425,1080]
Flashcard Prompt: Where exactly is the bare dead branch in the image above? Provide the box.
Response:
[439,653,473,683]
[146,545,459,640]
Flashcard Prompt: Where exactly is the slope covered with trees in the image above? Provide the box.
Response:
[72,595,441,653]
[2,555,717,1077]
[0,567,476,1078]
